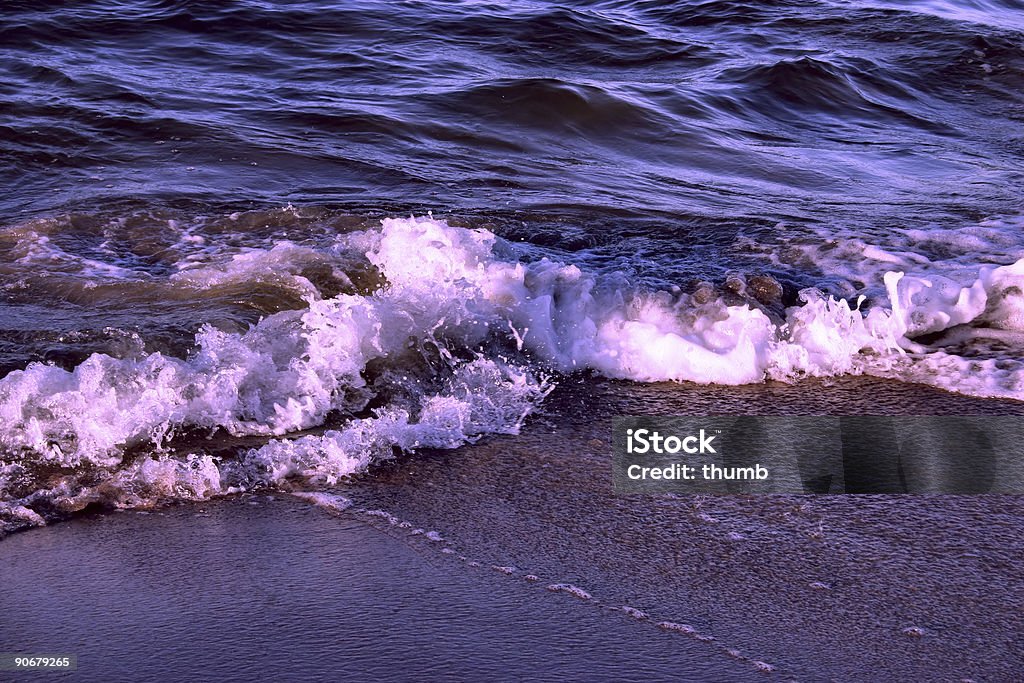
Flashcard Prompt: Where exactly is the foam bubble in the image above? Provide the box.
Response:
[546,583,593,600]
[291,491,353,513]
[657,621,696,634]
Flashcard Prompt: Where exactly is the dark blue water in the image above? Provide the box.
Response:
[3,0,1022,226]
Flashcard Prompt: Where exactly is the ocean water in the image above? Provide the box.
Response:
[2,0,1024,528]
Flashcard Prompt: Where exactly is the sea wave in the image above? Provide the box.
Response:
[3,214,1024,530]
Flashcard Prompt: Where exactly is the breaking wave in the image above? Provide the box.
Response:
[3,214,1024,530]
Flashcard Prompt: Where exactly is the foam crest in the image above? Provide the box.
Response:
[240,359,549,487]
[4,214,1024,528]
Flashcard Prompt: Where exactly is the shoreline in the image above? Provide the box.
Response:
[0,496,766,682]
[3,375,1023,680]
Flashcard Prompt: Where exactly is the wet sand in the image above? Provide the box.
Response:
[342,376,1024,681]
[1,497,765,682]
[3,376,1024,681]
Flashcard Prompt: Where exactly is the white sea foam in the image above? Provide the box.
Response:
[547,583,593,600]
[3,214,1024,523]
[291,491,353,512]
